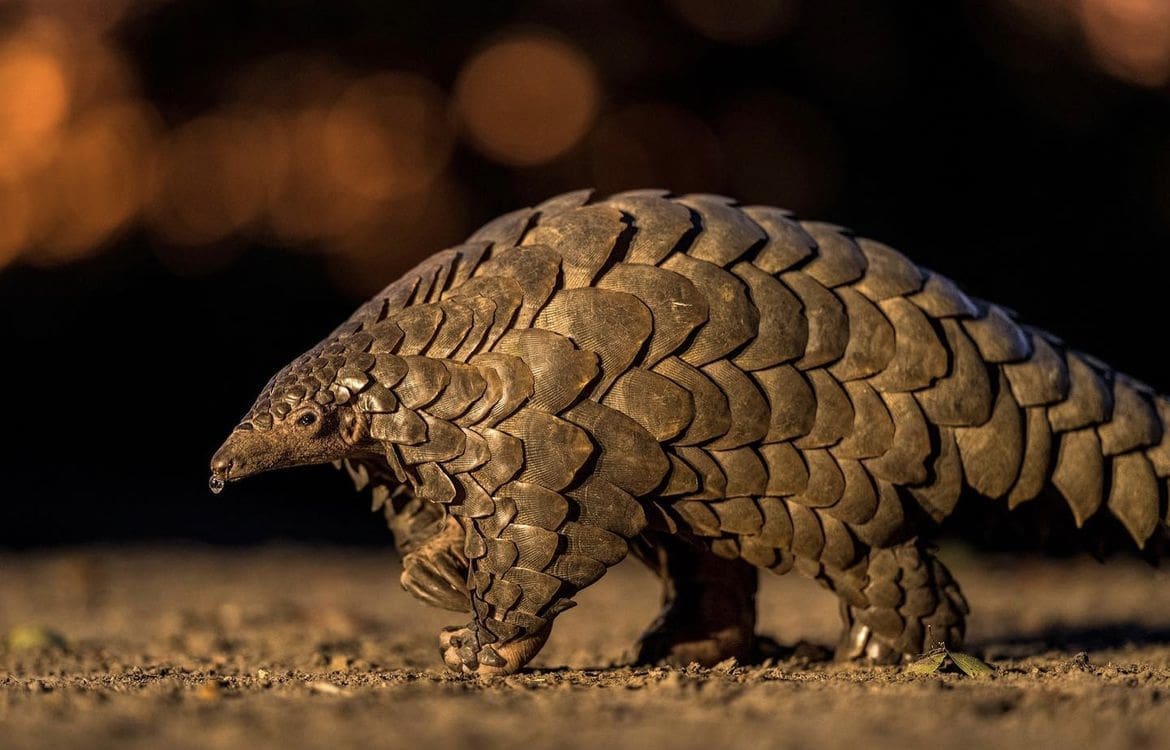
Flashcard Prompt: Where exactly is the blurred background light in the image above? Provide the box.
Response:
[989,0,1170,87]
[1079,0,1170,88]
[0,0,1164,283]
[325,74,453,205]
[267,104,370,243]
[668,0,798,45]
[0,40,70,178]
[150,113,271,249]
[326,178,472,299]
[0,13,151,270]
[39,101,157,264]
[454,31,600,166]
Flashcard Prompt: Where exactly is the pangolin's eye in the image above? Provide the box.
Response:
[297,412,318,427]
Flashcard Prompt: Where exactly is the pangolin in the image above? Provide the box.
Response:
[211,189,1170,676]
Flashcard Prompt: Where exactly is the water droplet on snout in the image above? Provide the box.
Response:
[209,475,225,494]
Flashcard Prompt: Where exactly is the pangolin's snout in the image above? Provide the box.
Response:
[209,447,236,494]
[210,429,256,492]
[208,421,319,491]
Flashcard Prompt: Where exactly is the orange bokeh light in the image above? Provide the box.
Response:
[253,71,455,249]
[324,73,454,204]
[266,105,379,244]
[455,32,600,166]
[1079,0,1170,87]
[0,42,70,178]
[38,102,158,265]
[150,114,273,246]
[328,178,471,298]
[0,13,156,270]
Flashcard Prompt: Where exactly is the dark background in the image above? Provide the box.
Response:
[2,0,1170,548]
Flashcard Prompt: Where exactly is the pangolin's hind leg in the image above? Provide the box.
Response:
[631,532,759,666]
[833,540,969,663]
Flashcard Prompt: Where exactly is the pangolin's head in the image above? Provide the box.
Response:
[210,326,406,493]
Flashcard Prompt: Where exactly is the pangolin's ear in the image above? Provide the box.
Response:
[340,408,367,446]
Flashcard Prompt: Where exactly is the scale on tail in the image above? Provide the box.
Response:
[211,189,1170,676]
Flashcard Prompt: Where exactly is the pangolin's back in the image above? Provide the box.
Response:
[316,189,1170,573]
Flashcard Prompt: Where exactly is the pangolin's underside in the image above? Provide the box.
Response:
[212,189,1170,675]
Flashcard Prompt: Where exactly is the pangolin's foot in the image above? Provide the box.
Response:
[832,542,969,665]
[834,621,903,665]
[635,571,761,667]
[439,621,551,677]
[635,618,757,666]
[632,535,760,667]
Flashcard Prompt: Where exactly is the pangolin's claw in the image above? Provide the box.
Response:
[402,554,468,611]
[835,622,903,665]
[440,624,493,676]
[439,622,552,677]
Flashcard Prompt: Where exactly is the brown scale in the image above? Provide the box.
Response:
[212,188,1170,676]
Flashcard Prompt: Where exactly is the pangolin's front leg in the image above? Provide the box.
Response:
[631,532,759,666]
[436,541,564,677]
[437,475,634,677]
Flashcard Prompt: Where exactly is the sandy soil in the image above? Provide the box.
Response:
[2,545,1170,750]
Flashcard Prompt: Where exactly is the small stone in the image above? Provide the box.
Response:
[308,681,344,696]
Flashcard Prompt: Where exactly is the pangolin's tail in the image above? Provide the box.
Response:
[909,300,1170,557]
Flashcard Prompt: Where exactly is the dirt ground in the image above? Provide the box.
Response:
[2,545,1170,750]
